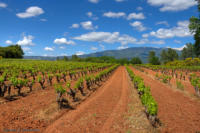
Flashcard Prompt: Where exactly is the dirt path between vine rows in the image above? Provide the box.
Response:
[0,67,110,133]
[130,67,200,133]
[44,66,154,133]
[142,67,196,97]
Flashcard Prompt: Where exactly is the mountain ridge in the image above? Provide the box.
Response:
[24,47,181,63]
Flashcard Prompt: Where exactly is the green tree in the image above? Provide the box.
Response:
[148,51,155,63]
[160,50,168,64]
[71,54,81,61]
[117,58,129,65]
[131,57,142,64]
[189,0,200,57]
[148,51,160,65]
[160,48,179,64]
[167,48,179,61]
[0,45,24,58]
[63,56,69,61]
[181,43,195,59]
[150,56,160,65]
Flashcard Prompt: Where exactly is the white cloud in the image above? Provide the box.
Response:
[17,35,35,46]
[156,21,169,27]
[127,12,145,20]
[0,2,7,8]
[99,44,105,50]
[136,38,165,45]
[40,18,47,22]
[103,12,145,20]
[27,51,33,54]
[81,21,97,30]
[130,21,146,31]
[16,6,44,18]
[86,12,98,20]
[59,46,66,49]
[22,47,33,55]
[151,40,165,45]
[91,46,98,51]
[142,34,149,38]
[74,32,137,45]
[71,23,80,28]
[87,12,93,17]
[60,53,68,56]
[115,0,125,2]
[44,47,54,51]
[150,20,192,38]
[103,12,126,18]
[73,31,166,46]
[147,0,197,12]
[22,47,31,52]
[174,40,182,44]
[173,45,186,50]
[88,0,99,4]
[5,40,13,45]
[137,7,143,11]
[118,45,128,50]
[76,51,85,55]
[54,38,75,45]
[43,54,56,57]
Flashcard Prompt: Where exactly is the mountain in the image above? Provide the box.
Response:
[24,47,181,63]
[23,56,57,61]
[80,47,181,63]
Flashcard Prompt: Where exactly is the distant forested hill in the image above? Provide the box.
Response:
[24,47,181,63]
[80,47,181,63]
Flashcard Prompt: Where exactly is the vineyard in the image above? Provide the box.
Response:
[0,59,200,133]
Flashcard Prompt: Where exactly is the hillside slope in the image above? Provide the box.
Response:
[24,47,181,63]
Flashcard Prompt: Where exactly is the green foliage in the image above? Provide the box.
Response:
[161,75,171,84]
[75,78,84,89]
[37,75,42,83]
[117,58,129,65]
[131,57,142,64]
[55,84,66,94]
[66,81,71,88]
[138,81,145,91]
[161,48,179,64]
[148,51,160,65]
[63,56,69,61]
[10,77,26,87]
[150,57,160,65]
[125,66,135,80]
[71,54,81,61]
[83,56,117,63]
[141,92,158,115]
[176,80,184,90]
[191,75,200,87]
[148,51,155,62]
[126,66,158,116]
[181,43,195,59]
[167,57,200,66]
[85,76,91,82]
[155,73,159,79]
[0,45,24,58]
[189,1,200,57]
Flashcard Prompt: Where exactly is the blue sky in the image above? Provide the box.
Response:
[0,0,198,56]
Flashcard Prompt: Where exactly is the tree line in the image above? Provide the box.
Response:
[57,45,196,65]
[0,45,24,58]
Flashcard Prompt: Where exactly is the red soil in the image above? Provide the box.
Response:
[44,66,152,133]
[0,68,110,133]
[142,68,196,96]
[0,86,60,132]
[131,66,200,133]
